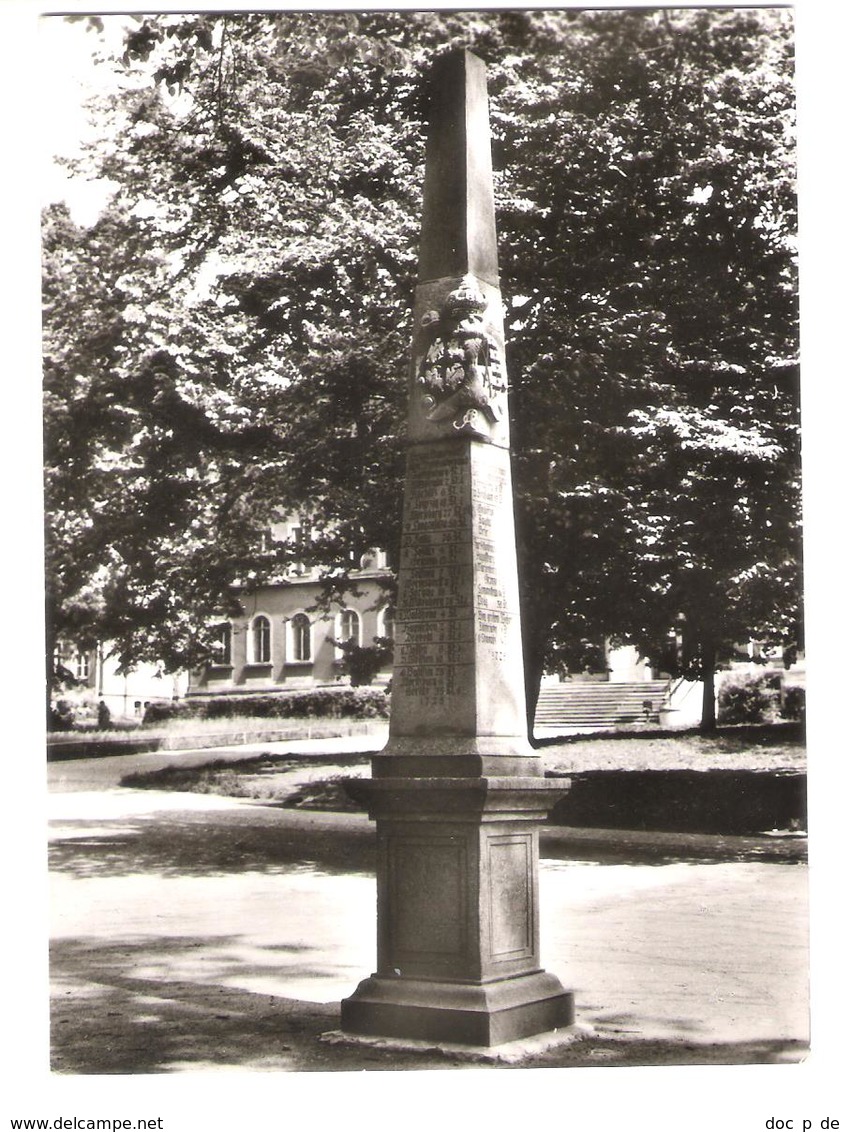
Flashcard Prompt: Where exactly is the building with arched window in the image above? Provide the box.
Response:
[376,605,394,642]
[336,608,360,650]
[249,614,272,665]
[288,612,312,663]
[188,533,394,697]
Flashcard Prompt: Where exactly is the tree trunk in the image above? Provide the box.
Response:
[45,617,58,729]
[699,635,717,732]
[524,652,545,746]
[521,613,546,746]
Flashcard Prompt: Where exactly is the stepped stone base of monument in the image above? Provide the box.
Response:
[341,970,574,1047]
[342,773,573,1047]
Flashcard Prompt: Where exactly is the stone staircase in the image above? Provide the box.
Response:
[533,680,671,731]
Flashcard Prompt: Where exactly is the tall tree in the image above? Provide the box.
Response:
[491,9,799,727]
[43,198,283,676]
[44,10,799,729]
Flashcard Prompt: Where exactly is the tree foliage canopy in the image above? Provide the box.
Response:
[44,9,799,719]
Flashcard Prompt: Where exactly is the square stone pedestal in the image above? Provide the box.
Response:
[341,776,574,1046]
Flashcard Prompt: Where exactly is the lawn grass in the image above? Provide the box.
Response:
[119,722,805,812]
[539,722,805,773]
[47,714,386,758]
[49,715,361,742]
[121,751,371,810]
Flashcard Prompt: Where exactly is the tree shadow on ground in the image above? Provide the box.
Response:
[49,805,376,880]
[49,800,805,880]
[539,828,808,866]
[50,933,459,1074]
[519,1035,809,1068]
[50,932,808,1073]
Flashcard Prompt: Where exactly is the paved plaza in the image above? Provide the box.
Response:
[47,743,809,1072]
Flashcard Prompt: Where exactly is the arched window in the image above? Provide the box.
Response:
[378,605,395,641]
[215,623,232,666]
[338,609,360,646]
[251,616,271,664]
[359,547,386,570]
[290,613,312,662]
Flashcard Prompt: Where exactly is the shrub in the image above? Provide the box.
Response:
[49,700,76,731]
[48,694,101,731]
[781,684,806,722]
[717,672,782,724]
[142,699,197,726]
[333,637,394,687]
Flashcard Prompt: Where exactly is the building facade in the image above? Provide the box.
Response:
[188,545,394,698]
[52,639,189,720]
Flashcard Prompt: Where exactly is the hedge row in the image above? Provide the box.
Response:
[143,686,390,725]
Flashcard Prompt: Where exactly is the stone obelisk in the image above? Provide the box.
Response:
[341,49,574,1047]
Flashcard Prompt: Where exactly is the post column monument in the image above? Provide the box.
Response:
[341,49,574,1047]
